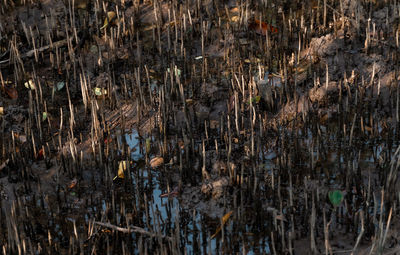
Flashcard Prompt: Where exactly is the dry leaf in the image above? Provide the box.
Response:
[114,161,128,180]
[211,227,222,239]
[24,79,36,90]
[101,11,117,30]
[36,148,44,160]
[230,15,239,22]
[150,157,164,168]
[0,107,4,115]
[221,211,233,224]
[5,86,18,99]
[185,99,194,105]
[69,178,78,189]
[211,211,233,239]
[248,19,278,35]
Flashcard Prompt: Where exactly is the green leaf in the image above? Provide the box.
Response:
[328,190,343,207]
[42,112,48,121]
[94,87,102,96]
[94,87,107,96]
[248,96,261,104]
[167,67,181,77]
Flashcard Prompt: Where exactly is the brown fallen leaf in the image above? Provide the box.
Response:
[36,148,44,160]
[101,11,117,30]
[68,178,78,189]
[5,86,18,99]
[185,98,194,106]
[248,19,279,35]
[150,157,164,168]
[113,161,129,180]
[211,211,233,239]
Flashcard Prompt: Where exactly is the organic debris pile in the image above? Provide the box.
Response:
[0,0,400,254]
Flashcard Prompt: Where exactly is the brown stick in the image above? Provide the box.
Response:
[93,221,173,241]
[0,38,72,65]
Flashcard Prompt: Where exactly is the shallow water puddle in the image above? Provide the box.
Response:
[98,119,397,254]
[121,130,274,253]
[123,130,218,253]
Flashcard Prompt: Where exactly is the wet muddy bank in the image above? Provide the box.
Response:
[1,0,400,254]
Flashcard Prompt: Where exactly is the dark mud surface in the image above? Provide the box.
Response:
[1,0,400,254]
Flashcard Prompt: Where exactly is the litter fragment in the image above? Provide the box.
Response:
[94,87,107,96]
[24,79,36,90]
[42,112,48,121]
[114,161,128,180]
[56,81,65,91]
[167,67,181,77]
[69,178,78,189]
[211,211,233,239]
[248,19,279,35]
[5,86,18,99]
[100,11,117,30]
[150,157,164,168]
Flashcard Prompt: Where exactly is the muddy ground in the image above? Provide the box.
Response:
[1,0,400,254]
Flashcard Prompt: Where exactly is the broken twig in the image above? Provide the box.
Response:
[93,221,173,241]
[0,38,72,65]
